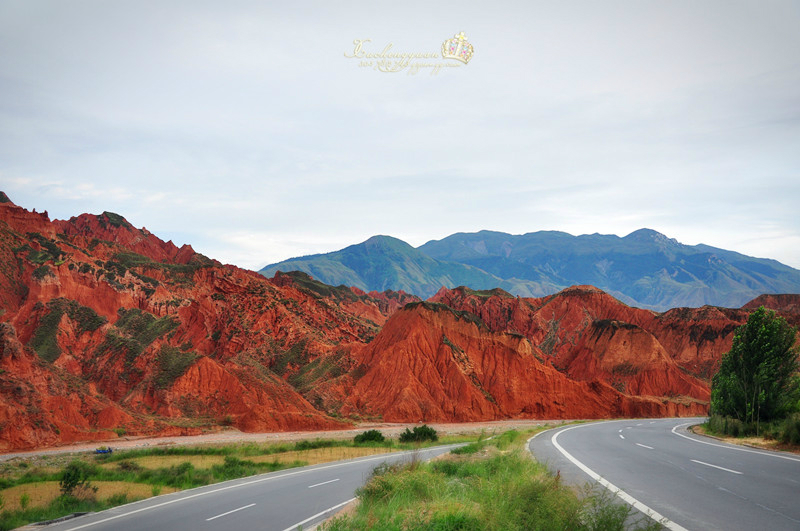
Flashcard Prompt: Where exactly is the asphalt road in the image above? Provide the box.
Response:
[43,444,461,531]
[529,417,800,531]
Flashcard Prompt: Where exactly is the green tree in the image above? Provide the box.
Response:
[711,307,800,427]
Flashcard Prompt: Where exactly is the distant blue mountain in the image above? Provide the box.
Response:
[259,229,800,311]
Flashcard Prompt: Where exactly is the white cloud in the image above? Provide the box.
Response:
[1,0,798,271]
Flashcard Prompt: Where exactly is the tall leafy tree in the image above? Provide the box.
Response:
[711,307,799,424]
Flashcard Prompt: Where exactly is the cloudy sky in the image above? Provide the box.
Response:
[2,1,799,270]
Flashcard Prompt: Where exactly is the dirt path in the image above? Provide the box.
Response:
[0,420,570,462]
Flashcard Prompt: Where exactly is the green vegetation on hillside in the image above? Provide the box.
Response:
[94,308,178,363]
[155,345,198,388]
[28,298,107,362]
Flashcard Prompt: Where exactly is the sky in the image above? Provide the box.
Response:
[1,1,799,271]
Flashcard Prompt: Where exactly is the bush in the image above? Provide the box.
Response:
[354,430,385,444]
[779,415,800,445]
[59,461,97,498]
[707,413,800,446]
[399,425,438,443]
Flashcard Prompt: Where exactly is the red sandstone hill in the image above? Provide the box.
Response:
[0,195,417,451]
[429,285,794,402]
[742,294,800,325]
[341,302,705,421]
[2,193,798,452]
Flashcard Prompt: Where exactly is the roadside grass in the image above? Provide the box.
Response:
[0,481,178,512]
[0,434,476,531]
[324,428,663,531]
[249,446,399,465]
[95,446,400,471]
[696,415,800,454]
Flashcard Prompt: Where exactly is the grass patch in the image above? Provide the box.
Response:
[0,481,177,512]
[324,429,662,531]
[249,446,397,466]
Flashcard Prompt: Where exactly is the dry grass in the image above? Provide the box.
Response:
[103,454,227,470]
[0,481,177,511]
[249,446,397,465]
[100,446,398,471]
[692,425,800,454]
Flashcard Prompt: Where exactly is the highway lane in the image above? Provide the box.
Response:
[44,444,461,531]
[530,417,800,531]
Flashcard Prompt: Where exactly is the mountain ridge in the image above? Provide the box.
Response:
[261,229,800,310]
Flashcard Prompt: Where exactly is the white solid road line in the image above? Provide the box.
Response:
[61,446,456,531]
[308,478,340,488]
[280,497,356,531]
[671,423,800,463]
[551,423,690,531]
[205,503,256,521]
[636,443,654,450]
[690,459,743,475]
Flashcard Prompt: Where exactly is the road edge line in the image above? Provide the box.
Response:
[281,497,356,531]
[549,423,690,531]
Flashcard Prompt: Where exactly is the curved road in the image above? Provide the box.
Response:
[530,417,800,531]
[43,444,461,531]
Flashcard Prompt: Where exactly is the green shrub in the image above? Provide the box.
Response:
[354,430,385,444]
[399,425,438,443]
[779,415,800,445]
[294,439,337,451]
[707,413,800,446]
[106,492,128,506]
[59,461,97,497]
[31,265,53,280]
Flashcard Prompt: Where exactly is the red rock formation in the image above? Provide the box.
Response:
[0,195,403,451]
[742,294,800,326]
[3,193,794,452]
[342,303,705,421]
[430,286,751,401]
